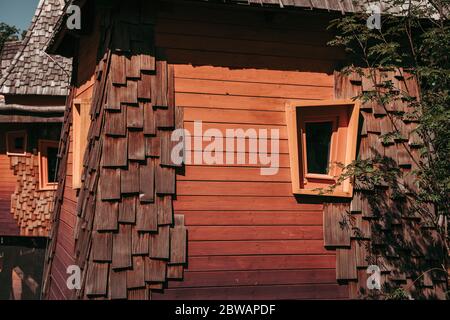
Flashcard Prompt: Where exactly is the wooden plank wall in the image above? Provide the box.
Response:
[45,25,99,299]
[46,127,76,300]
[10,153,55,236]
[0,122,60,237]
[152,4,348,300]
[0,126,20,236]
[46,85,94,299]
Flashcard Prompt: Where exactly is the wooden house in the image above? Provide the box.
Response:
[0,0,71,237]
[0,0,71,300]
[42,0,447,300]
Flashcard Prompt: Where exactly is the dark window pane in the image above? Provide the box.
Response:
[47,147,58,183]
[305,122,333,174]
[14,137,24,150]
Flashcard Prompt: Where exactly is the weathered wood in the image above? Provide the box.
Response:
[167,265,184,279]
[126,256,145,289]
[99,168,121,200]
[123,80,138,104]
[155,166,175,195]
[145,258,166,282]
[156,195,173,225]
[92,231,113,262]
[143,102,155,135]
[132,228,150,255]
[169,215,187,264]
[145,136,160,157]
[136,202,157,232]
[126,104,144,129]
[109,269,127,299]
[111,54,126,85]
[105,108,127,136]
[112,224,132,269]
[102,136,128,167]
[137,73,152,101]
[139,54,155,72]
[323,203,351,248]
[159,130,177,167]
[125,54,141,79]
[151,61,168,107]
[85,262,109,296]
[336,248,357,280]
[94,199,118,232]
[139,158,155,202]
[128,130,146,161]
[118,196,136,224]
[121,162,140,194]
[150,225,170,259]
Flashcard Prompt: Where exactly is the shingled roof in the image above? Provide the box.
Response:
[0,41,23,109]
[0,41,23,78]
[0,0,71,97]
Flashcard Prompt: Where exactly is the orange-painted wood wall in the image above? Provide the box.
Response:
[46,25,99,299]
[48,3,349,299]
[0,126,20,236]
[152,4,347,299]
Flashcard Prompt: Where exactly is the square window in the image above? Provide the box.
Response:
[286,99,360,197]
[38,140,59,190]
[14,137,25,150]
[6,131,27,155]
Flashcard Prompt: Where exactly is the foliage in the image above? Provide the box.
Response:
[0,22,21,52]
[326,0,450,299]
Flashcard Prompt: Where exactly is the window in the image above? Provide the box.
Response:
[72,99,91,189]
[305,122,333,174]
[38,140,59,190]
[6,131,27,155]
[285,99,360,197]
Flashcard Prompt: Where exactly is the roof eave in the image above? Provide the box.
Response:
[46,0,88,57]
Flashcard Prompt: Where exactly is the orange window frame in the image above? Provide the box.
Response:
[285,99,360,198]
[6,130,27,156]
[72,99,91,189]
[38,140,59,191]
[300,115,339,181]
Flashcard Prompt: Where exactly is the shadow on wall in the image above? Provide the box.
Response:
[155,2,346,74]
[341,148,446,299]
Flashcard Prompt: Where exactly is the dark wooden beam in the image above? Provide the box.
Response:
[0,115,63,123]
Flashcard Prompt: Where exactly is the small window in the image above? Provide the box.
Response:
[47,146,59,183]
[6,131,27,155]
[38,140,59,190]
[286,99,360,197]
[305,122,333,174]
[72,99,91,189]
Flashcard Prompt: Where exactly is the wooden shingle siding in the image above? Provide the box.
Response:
[9,153,56,236]
[326,71,448,298]
[43,22,100,299]
[323,203,351,248]
[43,89,76,299]
[45,0,445,300]
[0,123,61,237]
[151,3,347,300]
[45,1,187,300]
